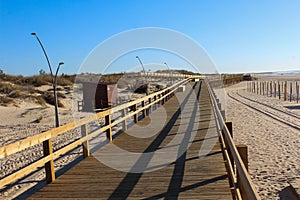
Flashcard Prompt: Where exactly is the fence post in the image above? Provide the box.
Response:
[297,83,299,103]
[81,124,90,158]
[105,114,112,142]
[290,82,292,102]
[274,82,276,98]
[270,81,273,97]
[122,108,127,131]
[284,81,287,101]
[43,139,55,184]
[278,82,281,99]
[236,144,248,200]
[260,82,262,95]
[267,82,269,97]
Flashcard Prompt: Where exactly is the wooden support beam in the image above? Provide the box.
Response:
[81,124,90,158]
[141,100,147,118]
[105,115,112,142]
[133,104,138,123]
[122,108,127,131]
[43,139,55,184]
[148,97,151,115]
[225,121,234,169]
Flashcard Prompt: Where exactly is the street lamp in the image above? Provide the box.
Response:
[31,32,64,127]
[136,56,149,95]
[164,62,173,85]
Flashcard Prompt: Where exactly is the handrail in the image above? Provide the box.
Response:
[0,77,197,189]
[204,78,261,200]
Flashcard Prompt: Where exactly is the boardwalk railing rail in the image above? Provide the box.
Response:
[205,78,261,200]
[0,77,197,189]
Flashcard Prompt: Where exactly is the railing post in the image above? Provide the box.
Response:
[153,95,157,110]
[105,114,112,142]
[133,104,138,123]
[236,144,248,200]
[122,108,127,131]
[148,97,151,115]
[81,124,90,158]
[141,100,147,118]
[43,139,55,184]
[225,122,234,166]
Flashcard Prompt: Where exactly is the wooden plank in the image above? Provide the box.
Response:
[28,81,232,199]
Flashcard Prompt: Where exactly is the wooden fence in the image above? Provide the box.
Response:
[0,78,192,189]
[247,81,300,103]
[206,78,261,200]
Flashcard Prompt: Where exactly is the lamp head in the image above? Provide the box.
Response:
[31,32,36,36]
[59,62,64,66]
[136,56,139,58]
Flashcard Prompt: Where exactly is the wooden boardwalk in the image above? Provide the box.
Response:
[29,81,232,199]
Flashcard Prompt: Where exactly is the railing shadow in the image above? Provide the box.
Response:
[108,81,200,199]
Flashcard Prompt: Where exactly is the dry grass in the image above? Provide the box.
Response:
[34,96,48,108]
[0,73,75,87]
[42,91,65,107]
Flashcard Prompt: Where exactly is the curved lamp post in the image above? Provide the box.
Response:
[164,62,173,85]
[136,56,149,95]
[31,32,64,127]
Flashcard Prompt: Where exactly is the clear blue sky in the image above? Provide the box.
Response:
[1,0,300,75]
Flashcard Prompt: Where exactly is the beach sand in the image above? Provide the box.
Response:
[224,78,300,199]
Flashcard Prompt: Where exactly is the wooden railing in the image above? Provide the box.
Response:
[0,77,193,189]
[205,78,261,200]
